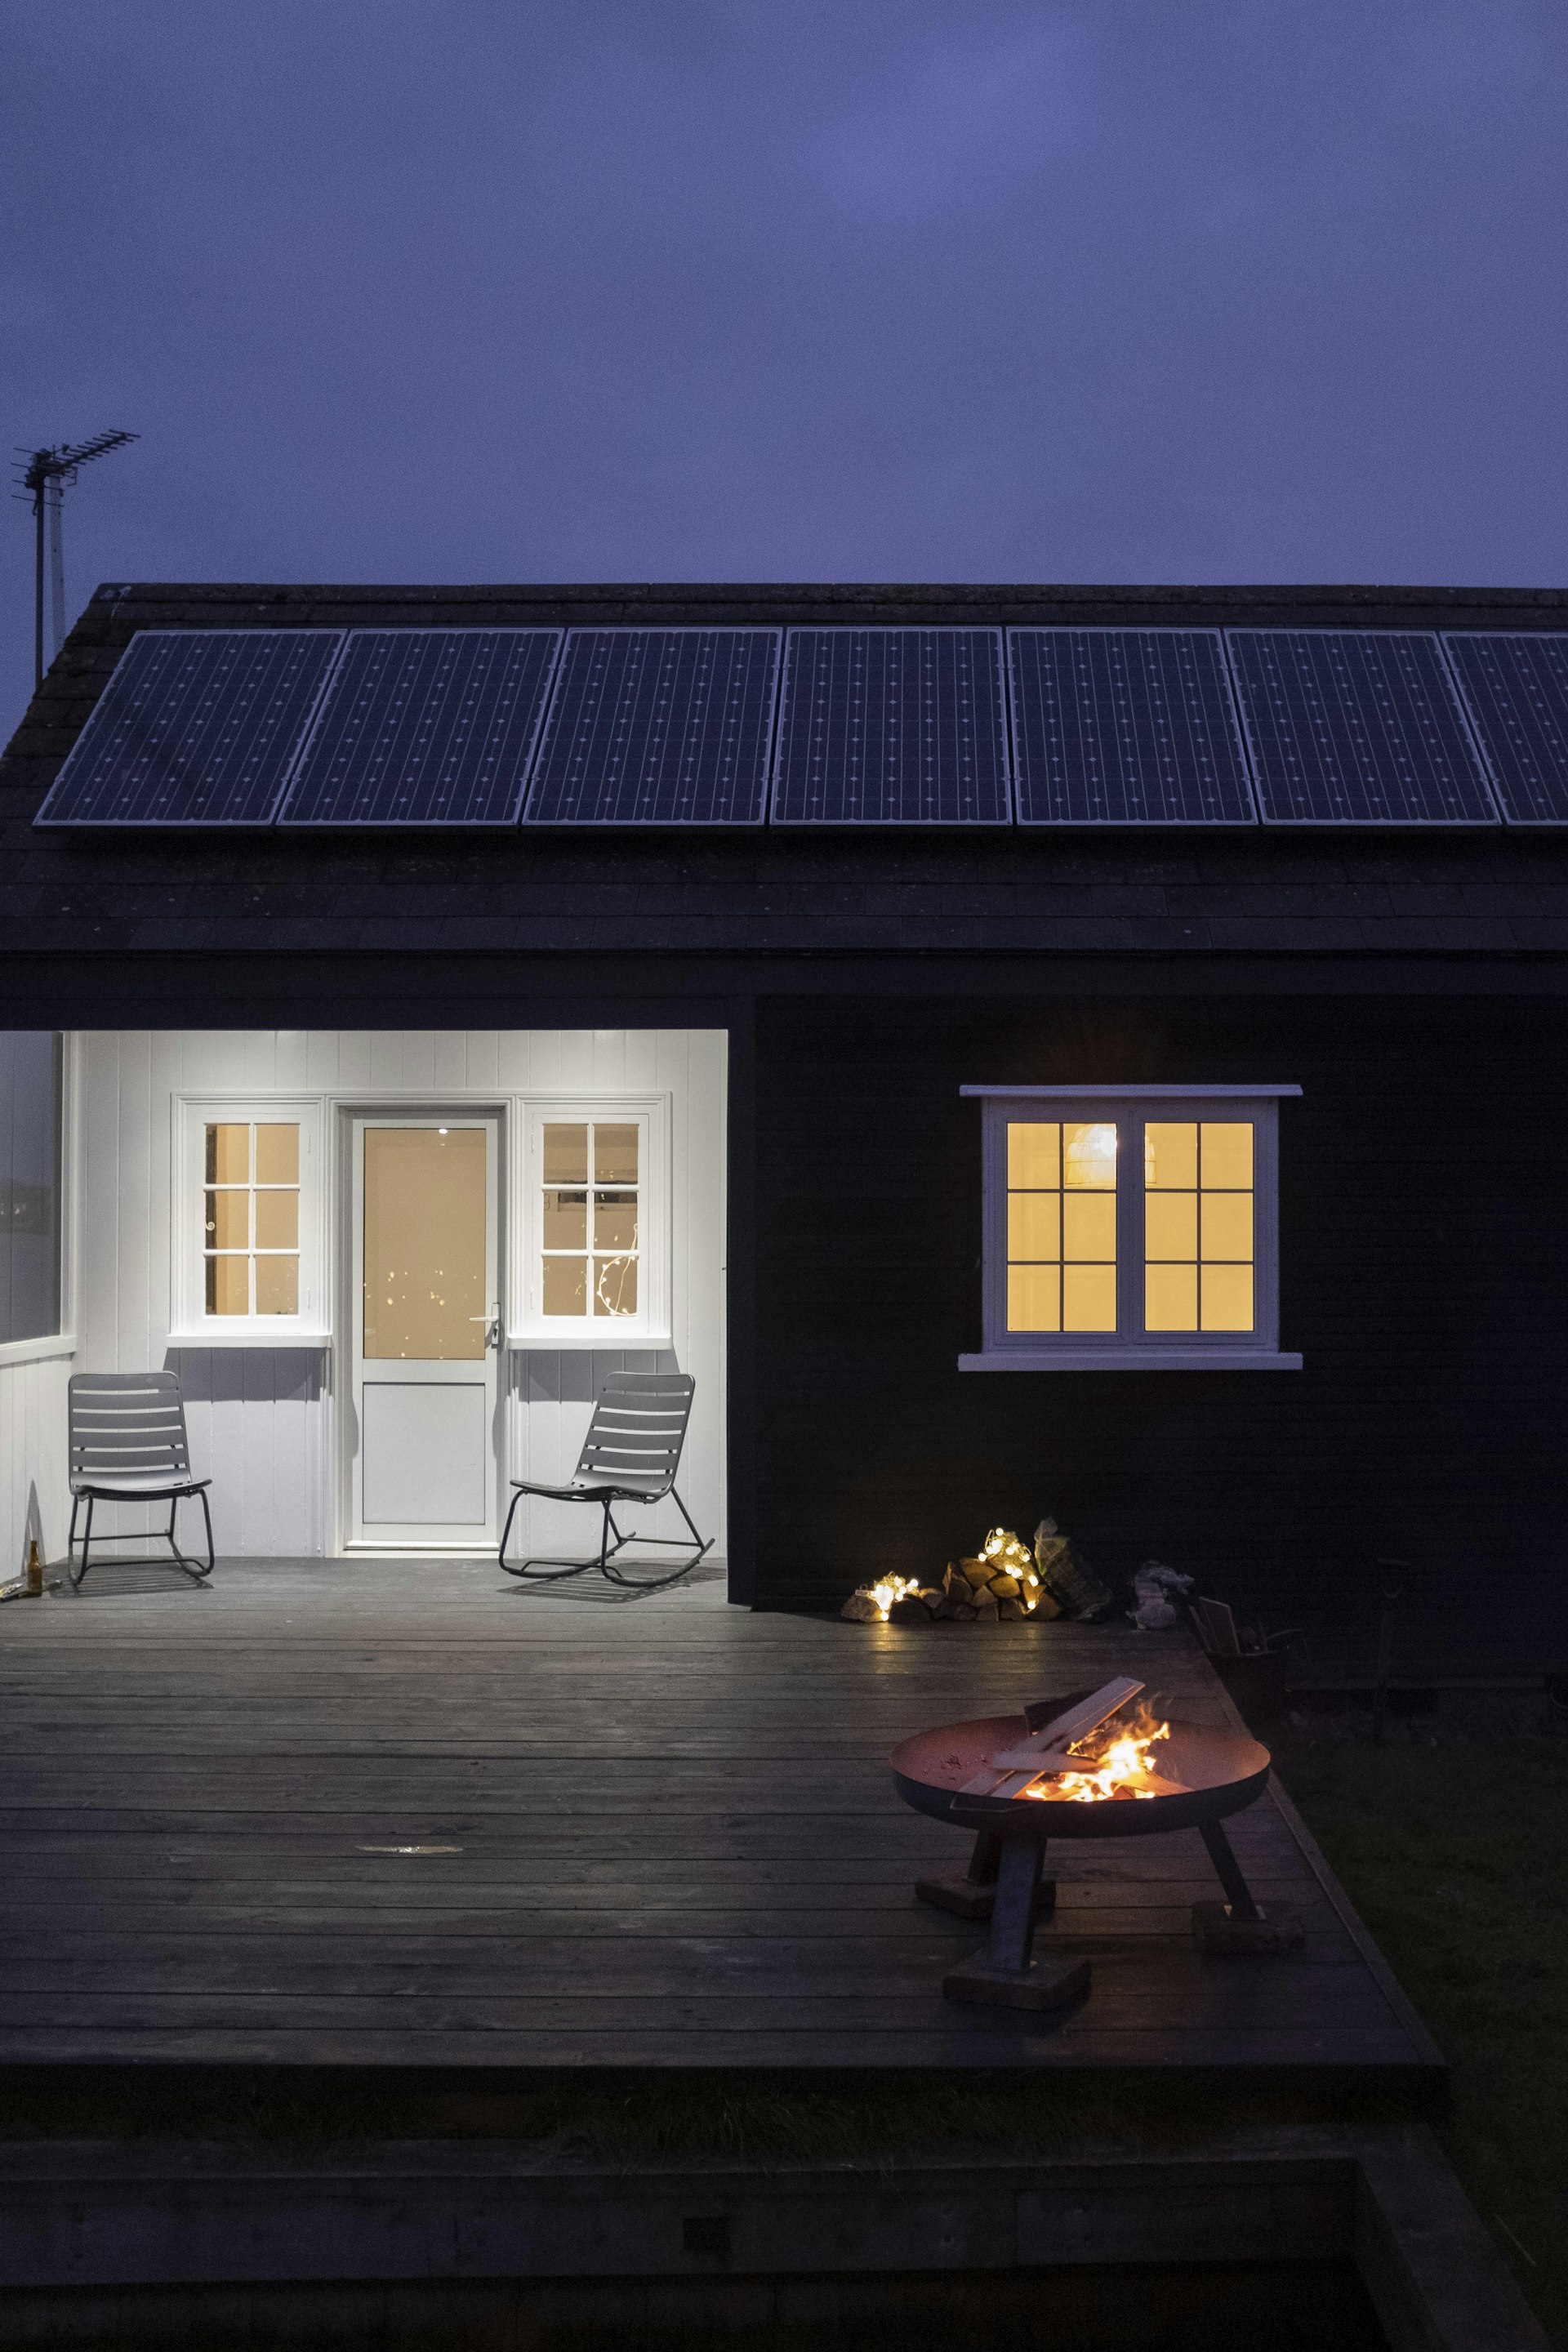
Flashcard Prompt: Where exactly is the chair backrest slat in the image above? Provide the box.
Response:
[573,1372,694,1494]
[69,1371,192,1481]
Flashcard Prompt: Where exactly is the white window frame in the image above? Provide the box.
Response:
[169,1095,328,1344]
[510,1095,670,1348]
[960,1085,1302,1371]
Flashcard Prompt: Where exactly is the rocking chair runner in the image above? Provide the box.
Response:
[67,1370,215,1587]
[499,1370,710,1588]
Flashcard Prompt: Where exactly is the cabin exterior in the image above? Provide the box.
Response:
[3,579,1567,1654]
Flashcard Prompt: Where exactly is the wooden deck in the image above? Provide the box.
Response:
[0,1557,1445,2083]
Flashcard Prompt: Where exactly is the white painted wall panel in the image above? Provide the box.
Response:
[68,1030,727,1565]
[0,1348,73,1578]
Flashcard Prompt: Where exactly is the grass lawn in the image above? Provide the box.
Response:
[1272,1704,1568,2345]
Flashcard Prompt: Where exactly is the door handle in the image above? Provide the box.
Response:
[470,1307,501,1349]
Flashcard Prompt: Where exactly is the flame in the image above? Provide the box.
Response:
[1019,1703,1174,1803]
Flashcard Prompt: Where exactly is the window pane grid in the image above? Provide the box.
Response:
[1005,1120,1117,1334]
[1143,1120,1254,1333]
[203,1120,301,1316]
[541,1120,640,1319]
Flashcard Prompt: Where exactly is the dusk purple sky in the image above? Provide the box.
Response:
[6,2,1566,734]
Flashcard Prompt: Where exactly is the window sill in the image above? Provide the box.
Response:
[508,1331,672,1352]
[0,1332,76,1370]
[165,1330,332,1350]
[960,1348,1303,1372]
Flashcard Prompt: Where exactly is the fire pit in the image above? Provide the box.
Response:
[892,1678,1303,2011]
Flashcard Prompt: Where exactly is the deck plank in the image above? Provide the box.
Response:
[0,1557,1445,2084]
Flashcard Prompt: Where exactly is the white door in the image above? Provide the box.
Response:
[349,1116,500,1548]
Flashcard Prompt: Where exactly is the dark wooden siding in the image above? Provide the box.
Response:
[751,990,1568,1633]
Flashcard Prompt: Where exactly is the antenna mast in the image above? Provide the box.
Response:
[14,430,138,690]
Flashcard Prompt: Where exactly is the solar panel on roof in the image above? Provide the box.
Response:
[771,630,1009,823]
[1441,634,1568,826]
[33,630,342,827]
[1227,631,1498,825]
[1009,630,1256,825]
[523,630,779,826]
[278,630,562,826]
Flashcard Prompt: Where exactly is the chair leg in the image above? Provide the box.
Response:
[497,1486,598,1581]
[69,1492,212,1588]
[599,1486,713,1590]
[165,1490,215,1580]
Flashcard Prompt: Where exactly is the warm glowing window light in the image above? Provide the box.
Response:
[203,1121,301,1316]
[1143,1121,1254,1332]
[541,1120,639,1319]
[1005,1120,1117,1333]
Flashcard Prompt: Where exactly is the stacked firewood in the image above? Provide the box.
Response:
[840,1518,1114,1626]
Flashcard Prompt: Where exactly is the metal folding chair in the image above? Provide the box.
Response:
[67,1370,214,1588]
[499,1370,710,1589]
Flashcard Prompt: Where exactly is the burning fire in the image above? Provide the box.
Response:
[1020,1704,1175,1803]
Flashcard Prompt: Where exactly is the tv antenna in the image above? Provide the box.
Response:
[13,430,138,691]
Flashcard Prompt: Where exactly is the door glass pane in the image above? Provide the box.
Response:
[363,1127,487,1361]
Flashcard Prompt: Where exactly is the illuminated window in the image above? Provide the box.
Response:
[1144,1122,1254,1333]
[204,1121,301,1316]
[1005,1120,1117,1333]
[172,1097,324,1340]
[540,1119,640,1321]
[965,1087,1298,1370]
[514,1099,670,1345]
